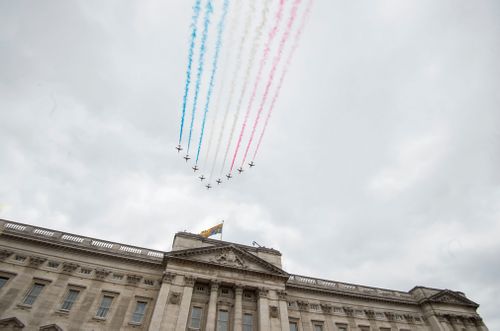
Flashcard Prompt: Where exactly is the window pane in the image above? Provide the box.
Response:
[0,276,8,289]
[289,322,298,331]
[217,310,229,331]
[243,313,253,331]
[190,307,202,329]
[61,289,80,310]
[23,283,44,305]
[314,325,323,331]
[96,295,114,318]
[132,301,147,323]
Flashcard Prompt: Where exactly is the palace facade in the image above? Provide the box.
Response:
[0,219,488,331]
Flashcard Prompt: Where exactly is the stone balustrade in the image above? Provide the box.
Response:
[0,219,164,262]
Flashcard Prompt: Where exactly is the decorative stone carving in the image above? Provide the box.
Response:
[211,250,246,268]
[269,305,279,318]
[364,310,375,319]
[297,301,309,311]
[0,317,25,328]
[320,303,332,314]
[62,262,79,273]
[94,269,110,280]
[169,291,182,304]
[343,306,354,317]
[435,294,463,304]
[403,314,415,323]
[184,275,196,287]
[235,286,244,296]
[162,271,175,283]
[258,288,268,298]
[384,312,395,321]
[127,274,142,285]
[40,324,63,331]
[0,249,13,260]
[277,290,287,300]
[28,256,47,267]
[210,281,220,292]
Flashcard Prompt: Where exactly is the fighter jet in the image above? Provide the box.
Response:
[192,165,199,172]
[183,154,190,162]
[199,175,206,181]
[175,145,183,153]
[216,178,222,185]
[237,167,244,174]
[226,173,232,180]
[248,161,255,168]
[205,183,212,190]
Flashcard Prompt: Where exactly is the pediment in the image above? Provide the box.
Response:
[40,324,63,331]
[428,290,478,307]
[0,317,25,328]
[167,245,288,277]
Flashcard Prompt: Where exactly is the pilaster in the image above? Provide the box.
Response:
[149,272,175,331]
[277,291,290,331]
[234,285,243,331]
[205,280,220,331]
[174,275,196,330]
[258,288,270,331]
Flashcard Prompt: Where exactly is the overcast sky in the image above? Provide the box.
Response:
[1,0,499,328]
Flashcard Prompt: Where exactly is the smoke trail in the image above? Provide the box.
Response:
[253,0,314,161]
[211,0,264,179]
[229,0,286,173]
[187,0,214,153]
[240,0,302,166]
[178,0,202,145]
[195,0,231,164]
[201,0,242,168]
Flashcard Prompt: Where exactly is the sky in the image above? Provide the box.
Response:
[1,0,499,328]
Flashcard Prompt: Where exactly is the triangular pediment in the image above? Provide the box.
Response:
[0,317,25,328]
[428,290,478,307]
[167,245,288,277]
[40,324,63,331]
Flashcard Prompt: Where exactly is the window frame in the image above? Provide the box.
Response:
[189,306,203,329]
[217,309,229,331]
[0,271,16,290]
[242,312,253,331]
[22,282,46,306]
[94,291,119,320]
[130,300,148,324]
[289,321,299,331]
[59,285,85,312]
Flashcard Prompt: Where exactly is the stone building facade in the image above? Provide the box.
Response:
[0,219,488,331]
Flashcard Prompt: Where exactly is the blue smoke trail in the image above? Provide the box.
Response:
[187,0,214,153]
[195,0,230,164]
[178,0,202,145]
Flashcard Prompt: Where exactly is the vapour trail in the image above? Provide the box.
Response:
[187,0,214,154]
[211,0,264,180]
[195,0,231,164]
[229,0,286,173]
[201,0,242,168]
[178,0,202,145]
[241,0,302,166]
[253,0,314,161]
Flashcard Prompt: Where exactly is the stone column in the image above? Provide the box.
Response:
[174,275,196,330]
[149,272,175,331]
[277,291,290,331]
[205,281,220,331]
[234,285,243,331]
[258,288,270,331]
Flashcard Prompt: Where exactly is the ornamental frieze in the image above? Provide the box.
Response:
[28,256,47,267]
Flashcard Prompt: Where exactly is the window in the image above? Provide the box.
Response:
[0,276,8,289]
[131,301,147,323]
[80,268,92,275]
[96,295,114,318]
[23,283,45,305]
[337,325,347,331]
[15,255,26,262]
[61,289,80,311]
[289,322,299,331]
[113,273,124,280]
[190,307,203,329]
[314,324,324,331]
[243,313,253,331]
[217,310,229,331]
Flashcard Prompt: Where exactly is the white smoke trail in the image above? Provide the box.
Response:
[215,0,273,178]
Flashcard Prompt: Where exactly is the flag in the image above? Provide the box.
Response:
[200,222,223,238]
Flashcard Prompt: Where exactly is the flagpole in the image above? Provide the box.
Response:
[220,220,224,240]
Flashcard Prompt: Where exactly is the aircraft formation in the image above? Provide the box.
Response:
[175,0,313,189]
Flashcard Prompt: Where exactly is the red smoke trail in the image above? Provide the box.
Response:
[229,0,286,173]
[241,0,302,166]
[252,0,313,161]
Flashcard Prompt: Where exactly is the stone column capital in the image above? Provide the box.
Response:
[277,290,287,300]
[210,280,220,292]
[234,284,244,295]
[258,288,269,298]
[162,271,176,283]
[184,275,196,287]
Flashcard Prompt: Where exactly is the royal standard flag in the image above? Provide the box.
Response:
[200,223,223,238]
